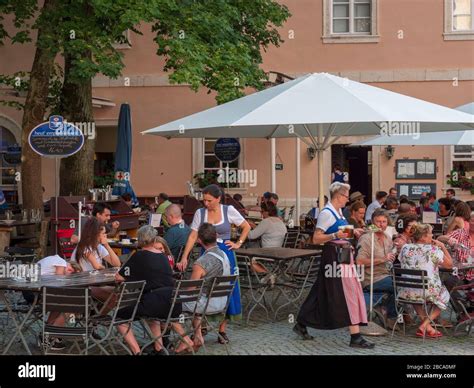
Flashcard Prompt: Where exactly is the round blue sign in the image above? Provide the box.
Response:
[214,138,241,163]
[28,116,84,158]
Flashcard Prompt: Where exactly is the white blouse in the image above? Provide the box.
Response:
[190,205,245,232]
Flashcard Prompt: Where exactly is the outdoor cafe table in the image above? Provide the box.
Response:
[0,268,117,355]
[235,247,321,319]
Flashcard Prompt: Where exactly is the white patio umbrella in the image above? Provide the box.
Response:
[143,73,474,213]
[144,73,473,336]
[353,104,474,146]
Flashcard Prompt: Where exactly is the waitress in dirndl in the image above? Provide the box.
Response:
[178,184,251,344]
[293,182,374,349]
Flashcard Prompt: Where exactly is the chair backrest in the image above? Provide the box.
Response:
[58,238,76,260]
[5,246,36,263]
[392,267,428,301]
[287,255,321,286]
[203,275,238,315]
[283,230,300,248]
[42,286,91,315]
[112,281,146,325]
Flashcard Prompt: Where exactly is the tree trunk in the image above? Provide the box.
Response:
[20,0,58,210]
[58,51,95,196]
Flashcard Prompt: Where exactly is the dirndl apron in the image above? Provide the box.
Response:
[198,205,242,318]
[296,206,367,329]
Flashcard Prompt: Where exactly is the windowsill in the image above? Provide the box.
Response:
[443,31,474,40]
[112,43,132,50]
[322,34,380,44]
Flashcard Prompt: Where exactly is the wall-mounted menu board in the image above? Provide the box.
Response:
[396,183,436,199]
[396,159,436,179]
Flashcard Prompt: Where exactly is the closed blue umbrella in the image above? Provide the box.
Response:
[112,103,138,206]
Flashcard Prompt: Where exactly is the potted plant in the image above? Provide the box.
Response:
[193,172,218,189]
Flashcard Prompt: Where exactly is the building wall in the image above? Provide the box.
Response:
[0,0,473,205]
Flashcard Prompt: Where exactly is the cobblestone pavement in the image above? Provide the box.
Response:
[2,299,472,356]
[200,316,473,356]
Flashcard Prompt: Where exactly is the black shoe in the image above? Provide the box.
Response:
[50,338,66,351]
[350,336,375,349]
[92,330,103,340]
[146,348,171,356]
[293,323,314,340]
[217,331,229,344]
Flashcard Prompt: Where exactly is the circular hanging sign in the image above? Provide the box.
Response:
[28,115,85,158]
[214,138,241,163]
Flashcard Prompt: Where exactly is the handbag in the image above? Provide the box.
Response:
[331,241,352,264]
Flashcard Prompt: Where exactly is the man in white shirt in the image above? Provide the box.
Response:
[365,191,388,224]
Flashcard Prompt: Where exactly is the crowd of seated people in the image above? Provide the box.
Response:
[306,186,473,334]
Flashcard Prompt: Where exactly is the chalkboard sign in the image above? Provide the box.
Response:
[396,159,436,180]
[29,116,84,158]
[396,183,436,200]
[214,138,240,163]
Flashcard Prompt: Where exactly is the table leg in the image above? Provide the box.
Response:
[1,291,39,355]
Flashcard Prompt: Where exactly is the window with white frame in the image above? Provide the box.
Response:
[453,0,474,31]
[332,0,371,34]
[323,0,379,43]
[203,138,240,187]
[451,145,474,178]
[444,0,474,39]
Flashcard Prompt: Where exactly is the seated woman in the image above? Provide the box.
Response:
[356,209,397,327]
[445,201,471,236]
[248,202,287,248]
[153,236,176,269]
[71,218,121,307]
[115,225,189,355]
[393,213,418,255]
[176,223,230,353]
[348,201,366,229]
[398,224,452,338]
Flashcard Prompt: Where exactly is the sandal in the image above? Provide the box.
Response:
[416,328,443,338]
[217,331,229,344]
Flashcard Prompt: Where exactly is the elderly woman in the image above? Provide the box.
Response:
[398,224,453,338]
[115,225,191,355]
[356,208,397,326]
[294,182,374,349]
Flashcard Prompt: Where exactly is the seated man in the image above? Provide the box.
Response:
[356,209,397,327]
[163,204,191,260]
[156,193,172,228]
[176,223,230,353]
[70,202,120,244]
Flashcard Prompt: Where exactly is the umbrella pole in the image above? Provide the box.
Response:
[271,138,276,193]
[361,230,387,336]
[318,124,324,211]
[296,138,301,223]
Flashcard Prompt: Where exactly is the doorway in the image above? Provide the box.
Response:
[331,144,372,203]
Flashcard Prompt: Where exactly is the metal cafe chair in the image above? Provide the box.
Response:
[88,280,146,355]
[283,230,300,249]
[391,267,446,341]
[236,254,272,323]
[273,254,320,320]
[139,278,205,355]
[41,287,93,355]
[200,274,238,355]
